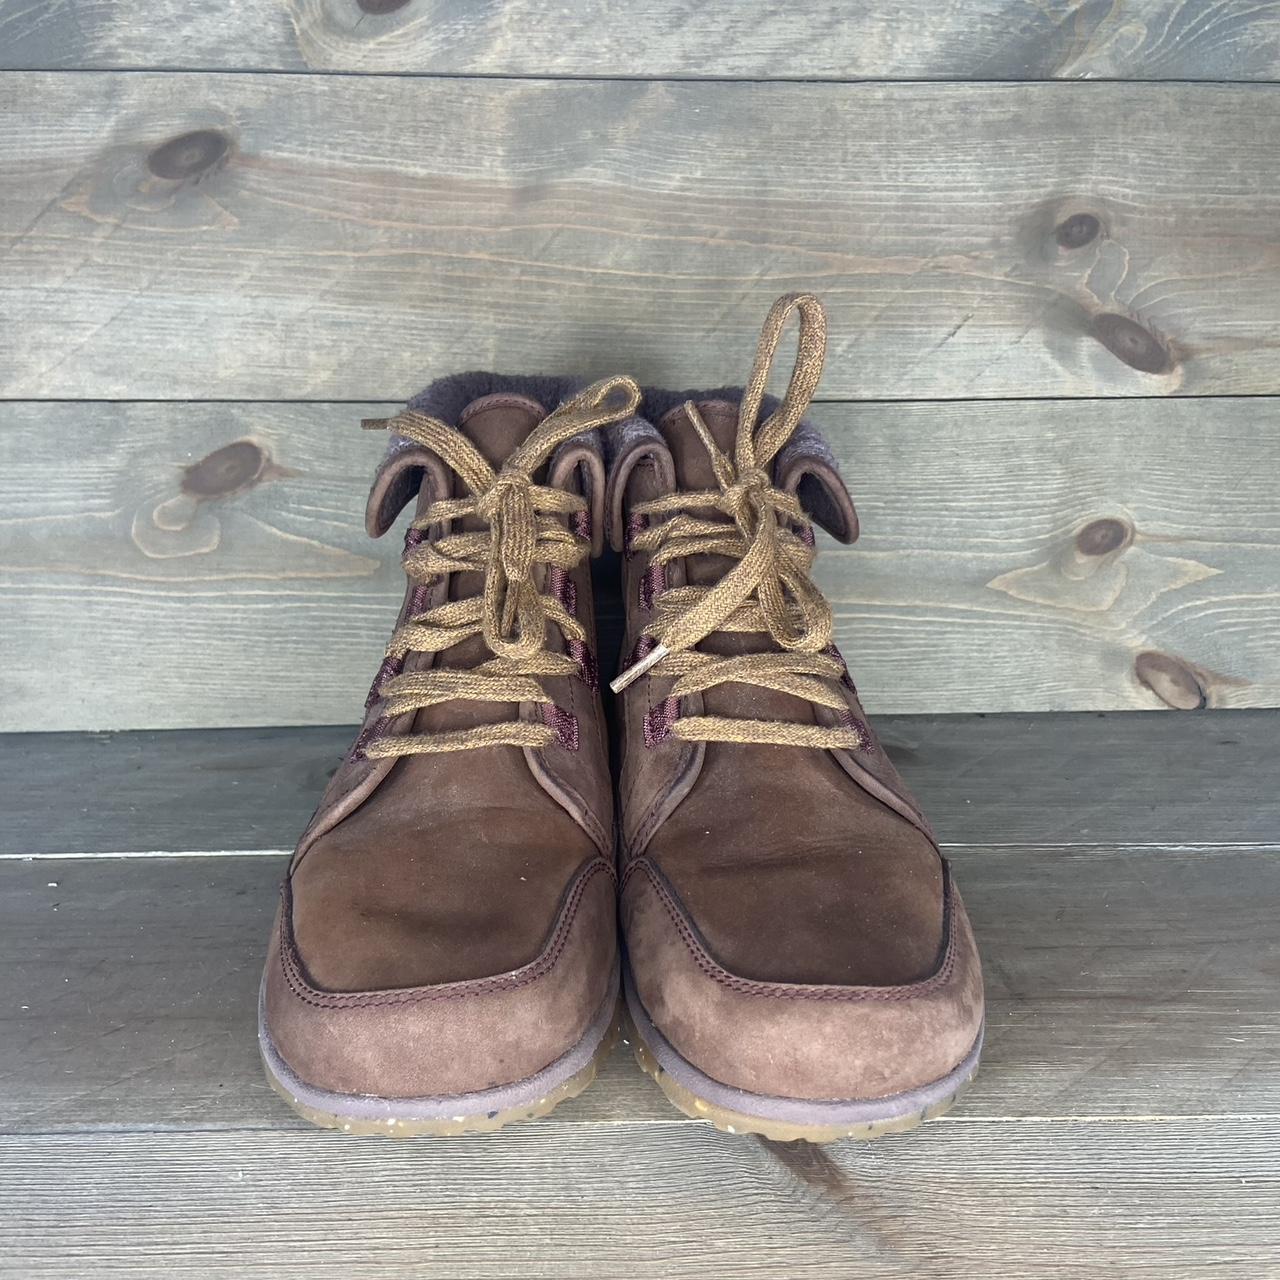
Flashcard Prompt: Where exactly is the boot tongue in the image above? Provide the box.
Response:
[642,389,856,728]
[394,392,552,740]
[364,393,547,538]
[657,399,738,497]
[457,393,547,470]
[655,399,809,724]
[449,392,549,649]
[657,399,746,594]
[653,394,858,546]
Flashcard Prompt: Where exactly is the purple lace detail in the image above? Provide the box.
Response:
[542,557,584,745]
[571,509,592,541]
[407,578,432,615]
[639,561,666,611]
[569,640,599,691]
[819,644,867,748]
[624,513,648,555]
[625,512,663,608]
[619,634,680,747]
[350,712,390,761]
[838,710,871,751]
[644,697,680,748]
[364,657,402,712]
[541,703,580,751]
[548,566,596,687]
[623,632,658,669]
[550,569,577,617]
[364,526,433,710]
[824,643,858,693]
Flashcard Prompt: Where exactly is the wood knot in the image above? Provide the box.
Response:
[181,440,269,499]
[1134,651,1206,710]
[357,0,410,11]
[147,129,231,180]
[1090,313,1171,374]
[1054,212,1101,249]
[1075,517,1132,557]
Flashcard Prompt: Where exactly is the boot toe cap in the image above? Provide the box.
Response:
[261,857,617,1102]
[622,858,983,1103]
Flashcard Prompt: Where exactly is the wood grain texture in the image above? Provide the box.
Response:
[0,401,399,731]
[3,397,1277,729]
[1,0,1278,80]
[821,395,1280,714]
[4,721,1276,1273]
[2,843,1277,1134]
[2,712,1277,858]
[3,1120,1277,1278]
[3,74,1279,400]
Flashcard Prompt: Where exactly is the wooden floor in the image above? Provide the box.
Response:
[2,710,1277,1277]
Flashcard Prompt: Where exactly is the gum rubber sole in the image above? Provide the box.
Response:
[623,977,982,1144]
[259,983,621,1137]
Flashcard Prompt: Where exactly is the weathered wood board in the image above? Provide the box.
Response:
[3,75,1278,401]
[1,0,1278,80]
[3,397,1276,729]
[3,1119,1277,1278]
[3,712,1277,858]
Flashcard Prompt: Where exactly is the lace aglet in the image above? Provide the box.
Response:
[609,643,669,694]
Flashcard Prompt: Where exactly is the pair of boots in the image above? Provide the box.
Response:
[258,294,984,1144]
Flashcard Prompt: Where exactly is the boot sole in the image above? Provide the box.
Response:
[623,968,982,1143]
[258,974,620,1136]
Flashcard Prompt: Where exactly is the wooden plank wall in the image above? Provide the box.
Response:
[1,4,1278,731]
[3,1,1279,77]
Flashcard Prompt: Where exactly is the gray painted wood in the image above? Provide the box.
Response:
[1,0,1277,80]
[3,843,1278,1134]
[2,1119,1276,1277]
[3,397,1277,730]
[3,75,1278,401]
[2,712,1277,858]
[821,395,1280,715]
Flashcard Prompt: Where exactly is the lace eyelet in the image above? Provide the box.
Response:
[364,656,403,711]
[825,643,857,693]
[837,709,871,752]
[568,640,599,691]
[350,713,391,761]
[624,513,648,556]
[541,703,580,751]
[548,566,577,616]
[638,562,666,611]
[643,697,680,748]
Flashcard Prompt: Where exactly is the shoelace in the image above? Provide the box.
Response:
[611,294,866,751]
[362,375,641,758]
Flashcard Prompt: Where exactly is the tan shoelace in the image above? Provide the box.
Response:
[611,294,866,751]
[362,375,640,758]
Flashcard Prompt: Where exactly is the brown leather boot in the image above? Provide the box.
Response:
[606,295,984,1142]
[259,373,640,1135]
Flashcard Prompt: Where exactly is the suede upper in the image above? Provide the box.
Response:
[262,378,624,1100]
[611,389,984,1103]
